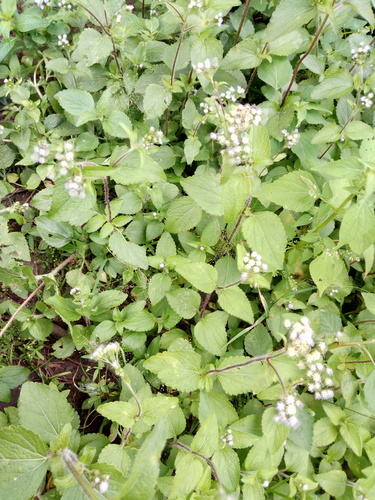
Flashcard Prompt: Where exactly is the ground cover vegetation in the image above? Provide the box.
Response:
[1,0,375,497]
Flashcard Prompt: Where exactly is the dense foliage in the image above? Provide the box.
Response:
[1,0,375,498]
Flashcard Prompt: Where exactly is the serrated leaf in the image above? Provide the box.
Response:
[198,390,238,428]
[149,274,172,305]
[309,251,347,295]
[165,196,202,233]
[169,454,204,499]
[221,38,261,70]
[222,174,252,223]
[340,422,362,456]
[216,357,272,395]
[218,286,254,324]
[0,425,49,500]
[123,310,155,331]
[191,413,219,457]
[314,470,347,497]
[257,171,318,211]
[0,366,30,390]
[55,89,95,115]
[180,174,223,216]
[184,137,201,164]
[211,447,240,492]
[14,13,50,32]
[194,311,228,356]
[175,261,218,293]
[97,401,138,428]
[18,382,79,443]
[144,350,202,392]
[262,407,289,453]
[311,70,353,100]
[258,56,293,89]
[262,0,316,42]
[142,395,179,426]
[166,288,201,319]
[339,202,375,254]
[75,28,112,66]
[103,110,132,138]
[242,212,286,270]
[109,231,148,270]
[313,418,337,447]
[45,296,81,322]
[144,84,172,119]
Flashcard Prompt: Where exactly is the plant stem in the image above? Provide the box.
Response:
[206,348,285,375]
[225,195,252,248]
[268,359,287,396]
[313,193,354,233]
[244,43,268,95]
[234,0,252,45]
[61,450,100,500]
[0,252,78,338]
[169,441,223,489]
[280,14,329,108]
[103,177,112,222]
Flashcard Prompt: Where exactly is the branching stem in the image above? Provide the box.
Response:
[206,349,285,375]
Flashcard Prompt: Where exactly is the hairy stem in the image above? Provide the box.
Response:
[268,359,287,396]
[225,195,252,248]
[206,349,285,375]
[280,14,329,108]
[234,0,252,45]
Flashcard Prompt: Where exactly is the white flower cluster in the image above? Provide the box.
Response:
[360,92,374,108]
[141,126,163,149]
[275,393,304,428]
[200,101,215,115]
[210,103,262,164]
[35,0,51,9]
[0,125,4,135]
[222,429,234,446]
[351,41,372,63]
[58,34,69,46]
[281,128,300,148]
[215,12,223,26]
[65,175,86,199]
[94,474,110,494]
[306,361,334,400]
[284,317,315,358]
[91,342,120,363]
[56,142,75,174]
[243,251,268,273]
[31,142,50,164]
[220,86,245,102]
[192,58,219,74]
[57,0,72,9]
[188,0,203,8]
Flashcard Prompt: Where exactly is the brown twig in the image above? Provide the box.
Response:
[234,0,252,45]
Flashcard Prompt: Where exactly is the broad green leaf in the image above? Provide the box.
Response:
[363,293,375,315]
[120,419,167,500]
[364,369,375,416]
[103,111,132,138]
[218,286,254,324]
[0,425,49,500]
[268,29,309,56]
[340,422,362,456]
[45,296,81,322]
[311,70,353,100]
[175,261,218,293]
[184,136,201,164]
[314,470,347,497]
[165,197,202,233]
[166,288,201,319]
[169,454,204,499]
[229,415,262,449]
[191,413,219,457]
[339,202,375,254]
[309,251,347,295]
[288,408,314,452]
[216,357,273,395]
[149,274,172,305]
[222,174,252,223]
[91,290,128,315]
[109,231,148,270]
[142,396,179,425]
[144,84,172,119]
[243,483,265,500]
[312,158,363,180]
[242,212,287,270]
[123,310,156,332]
[0,145,15,169]
[248,124,271,163]
[198,390,238,428]
[144,350,202,392]
[75,28,112,66]
[244,324,272,356]
[180,174,223,216]
[313,418,337,447]
[55,89,95,115]
[91,320,117,342]
[345,121,374,140]
[221,38,261,70]
[97,401,138,428]
[14,13,50,32]
[262,0,316,42]
[98,444,131,475]
[0,39,16,62]
[258,56,293,89]
[0,366,29,390]
[262,407,289,453]
[311,123,341,144]
[211,447,240,492]
[257,171,318,211]
[194,311,228,356]
[18,382,79,443]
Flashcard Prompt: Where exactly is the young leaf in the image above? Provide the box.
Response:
[165,197,202,233]
[309,251,347,295]
[175,262,218,293]
[211,447,240,492]
[258,56,293,89]
[166,288,201,319]
[194,311,228,356]
[218,286,254,324]
[143,84,172,119]
[0,425,49,500]
[18,382,79,444]
[191,413,219,457]
[221,38,261,70]
[109,231,148,270]
[97,401,138,428]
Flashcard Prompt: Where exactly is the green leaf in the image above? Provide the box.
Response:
[166,288,201,319]
[288,408,314,452]
[97,401,138,428]
[142,395,179,426]
[0,38,16,61]
[216,357,272,396]
[221,38,261,70]
[198,390,238,428]
[222,174,252,223]
[184,137,201,164]
[345,120,374,140]
[340,422,362,456]
[194,311,228,356]
[45,296,81,322]
[257,171,318,211]
[313,418,337,447]
[218,286,254,324]
[363,293,375,315]
[144,350,202,392]
[18,382,79,443]
[149,274,172,305]
[180,174,223,216]
[55,89,95,115]
[123,310,156,331]
[312,158,363,180]
[262,407,289,453]
[165,196,202,233]
[211,447,240,492]
[364,369,375,416]
[314,470,347,497]
[242,212,287,270]
[109,231,148,270]
[191,413,219,457]
[244,324,272,356]
[143,84,172,119]
[311,70,353,100]
[92,320,117,342]
[14,13,50,32]
[0,425,49,500]
[339,202,375,254]
[268,29,309,56]
[98,444,131,475]
[175,261,218,293]
[258,56,293,89]
[120,419,167,500]
[248,124,271,163]
[309,251,347,295]
[169,454,204,499]
[311,123,341,144]
[0,366,29,390]
[103,111,132,138]
[75,28,112,66]
[0,145,15,169]
[262,0,316,42]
